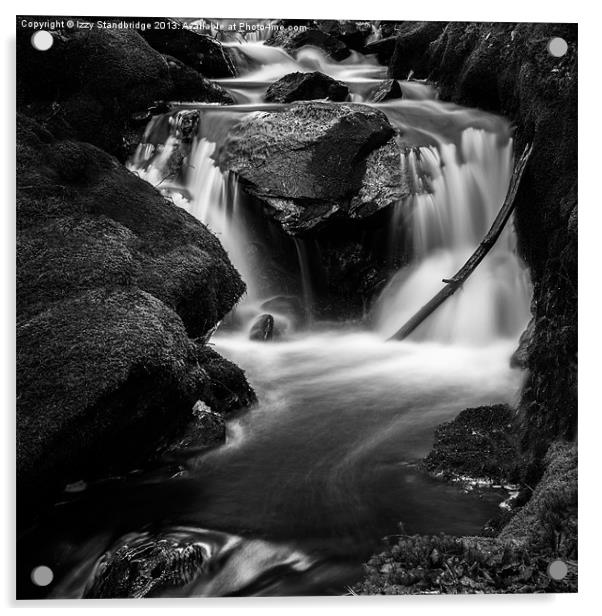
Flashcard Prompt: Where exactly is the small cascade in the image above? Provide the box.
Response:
[293,237,315,323]
[375,129,530,344]
[128,107,317,334]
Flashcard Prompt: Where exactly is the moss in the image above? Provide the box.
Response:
[500,442,577,559]
[17,24,233,160]
[16,115,253,507]
[355,532,576,594]
[423,405,519,483]
[17,114,244,335]
[357,442,577,594]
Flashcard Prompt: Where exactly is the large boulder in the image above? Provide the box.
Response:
[16,115,254,506]
[17,26,232,160]
[266,28,351,61]
[216,101,415,234]
[265,71,349,103]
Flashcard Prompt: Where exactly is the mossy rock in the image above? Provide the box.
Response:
[17,24,232,159]
[16,114,254,506]
[423,404,518,483]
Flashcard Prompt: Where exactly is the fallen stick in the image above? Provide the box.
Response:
[388,142,533,342]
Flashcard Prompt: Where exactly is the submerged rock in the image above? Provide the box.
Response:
[85,531,207,598]
[260,295,306,327]
[217,101,416,234]
[370,79,403,102]
[249,314,275,341]
[265,71,349,103]
[16,115,254,506]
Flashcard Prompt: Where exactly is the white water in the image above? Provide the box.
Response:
[375,130,531,343]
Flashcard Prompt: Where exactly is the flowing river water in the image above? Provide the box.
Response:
[20,38,532,598]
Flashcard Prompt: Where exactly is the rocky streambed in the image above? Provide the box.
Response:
[16,17,577,598]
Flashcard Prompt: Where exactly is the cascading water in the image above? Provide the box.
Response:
[33,37,532,598]
[375,130,531,343]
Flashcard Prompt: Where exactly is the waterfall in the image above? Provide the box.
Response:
[374,129,530,344]
[128,38,530,346]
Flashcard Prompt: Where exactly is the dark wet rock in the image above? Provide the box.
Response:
[165,401,226,453]
[370,79,403,103]
[315,20,374,52]
[349,139,411,219]
[510,318,535,369]
[423,404,519,484]
[265,71,349,103]
[388,22,448,78]
[17,26,231,160]
[192,346,256,415]
[140,19,236,77]
[85,530,207,598]
[260,295,306,326]
[16,115,254,506]
[266,28,351,61]
[217,101,416,234]
[163,55,235,104]
[17,27,168,158]
[249,314,275,341]
[379,21,406,39]
[365,36,398,65]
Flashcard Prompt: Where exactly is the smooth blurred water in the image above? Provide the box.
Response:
[21,37,532,599]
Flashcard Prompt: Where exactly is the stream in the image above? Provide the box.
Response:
[19,34,531,598]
